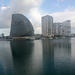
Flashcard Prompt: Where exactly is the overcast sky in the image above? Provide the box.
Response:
[0,0,75,35]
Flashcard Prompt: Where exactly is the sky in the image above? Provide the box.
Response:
[0,0,75,35]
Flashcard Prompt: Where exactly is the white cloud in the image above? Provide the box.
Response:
[29,8,42,24]
[50,7,75,33]
[29,8,48,34]
[29,8,42,34]
[51,8,75,27]
[0,0,44,32]
[0,6,12,28]
[1,6,8,11]
[11,0,43,13]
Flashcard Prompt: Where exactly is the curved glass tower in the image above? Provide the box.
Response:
[10,14,34,37]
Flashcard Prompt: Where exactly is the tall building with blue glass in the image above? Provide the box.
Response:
[10,14,34,37]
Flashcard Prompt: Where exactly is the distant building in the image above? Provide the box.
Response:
[59,25,63,36]
[62,20,71,36]
[53,23,62,36]
[42,15,53,37]
[0,33,5,40]
[1,33,4,37]
[53,20,71,36]
[10,14,34,37]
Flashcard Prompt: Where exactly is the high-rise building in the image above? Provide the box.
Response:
[42,15,53,37]
[10,14,34,37]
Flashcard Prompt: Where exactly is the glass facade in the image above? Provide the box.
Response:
[10,14,34,37]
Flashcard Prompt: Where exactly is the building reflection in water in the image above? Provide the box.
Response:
[0,38,72,75]
[42,38,71,75]
[0,41,13,75]
[10,40,44,75]
[42,39,54,75]
[10,40,34,75]
[54,38,71,75]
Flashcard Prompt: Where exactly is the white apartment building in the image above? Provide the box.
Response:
[53,23,62,36]
[42,15,53,37]
[53,20,71,36]
[62,20,71,36]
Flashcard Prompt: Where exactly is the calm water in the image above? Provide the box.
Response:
[0,38,75,75]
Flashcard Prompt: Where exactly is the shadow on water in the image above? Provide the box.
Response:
[10,40,34,75]
[42,38,72,75]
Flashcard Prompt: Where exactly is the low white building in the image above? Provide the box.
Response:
[53,23,62,36]
[62,20,71,36]
[53,20,71,36]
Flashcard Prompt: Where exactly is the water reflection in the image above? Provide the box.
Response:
[10,40,34,75]
[0,41,13,75]
[10,40,43,75]
[0,38,74,75]
[42,38,71,75]
[54,39,71,75]
[42,39,54,75]
[71,38,75,74]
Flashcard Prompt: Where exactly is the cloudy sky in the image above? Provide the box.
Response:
[0,0,75,35]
